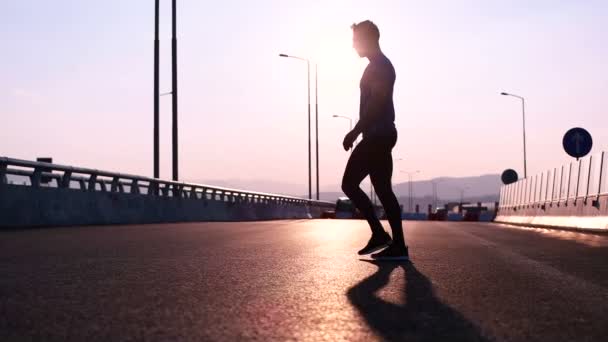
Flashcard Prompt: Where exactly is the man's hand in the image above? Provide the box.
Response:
[342,130,359,151]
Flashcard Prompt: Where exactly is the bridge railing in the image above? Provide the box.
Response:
[0,156,334,208]
[498,150,607,210]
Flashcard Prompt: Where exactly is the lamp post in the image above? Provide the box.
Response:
[153,0,160,180]
[171,0,179,181]
[314,64,319,200]
[332,114,352,131]
[431,179,443,212]
[501,92,527,178]
[152,0,179,183]
[458,185,470,214]
[279,54,314,200]
[459,186,470,204]
[401,170,420,212]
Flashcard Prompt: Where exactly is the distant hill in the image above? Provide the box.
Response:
[189,178,304,197]
[185,174,502,204]
[394,174,501,200]
[317,174,501,204]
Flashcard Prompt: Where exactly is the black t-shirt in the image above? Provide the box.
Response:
[359,54,396,138]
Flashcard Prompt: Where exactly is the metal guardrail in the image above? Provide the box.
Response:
[0,157,334,208]
[499,151,607,210]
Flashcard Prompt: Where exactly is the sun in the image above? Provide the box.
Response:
[306,25,364,70]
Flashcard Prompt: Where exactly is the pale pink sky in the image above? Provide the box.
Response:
[2,0,607,192]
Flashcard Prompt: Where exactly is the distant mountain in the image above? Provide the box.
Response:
[191,174,501,204]
[317,174,501,203]
[189,178,304,197]
[394,174,501,200]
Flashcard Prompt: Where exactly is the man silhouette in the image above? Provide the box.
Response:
[341,20,408,260]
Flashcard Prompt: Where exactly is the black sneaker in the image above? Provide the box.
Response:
[358,231,392,255]
[371,244,410,261]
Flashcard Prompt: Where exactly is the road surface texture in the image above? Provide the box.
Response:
[2,220,608,341]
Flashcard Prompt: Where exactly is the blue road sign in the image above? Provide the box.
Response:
[501,169,518,185]
[563,128,593,159]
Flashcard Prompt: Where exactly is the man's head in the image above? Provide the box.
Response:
[351,20,380,58]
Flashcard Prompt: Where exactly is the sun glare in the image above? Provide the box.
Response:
[307,26,364,72]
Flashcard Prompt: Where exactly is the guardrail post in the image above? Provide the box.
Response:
[60,171,72,188]
[528,177,536,204]
[552,168,557,203]
[131,180,140,194]
[0,161,7,185]
[542,170,550,210]
[585,155,593,204]
[30,167,42,188]
[539,173,544,206]
[99,179,107,192]
[558,165,564,206]
[565,163,572,206]
[593,152,604,208]
[545,170,551,202]
[575,160,582,204]
[533,175,538,204]
[111,177,121,193]
[87,174,98,192]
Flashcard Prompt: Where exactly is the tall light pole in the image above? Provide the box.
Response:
[171,0,179,181]
[459,186,470,204]
[314,64,319,200]
[501,92,527,178]
[457,185,470,214]
[401,170,420,212]
[153,0,160,180]
[431,179,443,211]
[279,54,313,200]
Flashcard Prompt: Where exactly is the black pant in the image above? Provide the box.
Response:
[341,132,405,246]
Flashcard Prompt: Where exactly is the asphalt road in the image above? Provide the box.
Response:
[2,220,608,341]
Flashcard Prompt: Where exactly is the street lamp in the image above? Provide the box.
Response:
[332,114,352,131]
[401,170,420,212]
[431,179,443,212]
[501,92,527,178]
[152,0,179,184]
[153,0,160,181]
[459,186,470,204]
[280,53,319,200]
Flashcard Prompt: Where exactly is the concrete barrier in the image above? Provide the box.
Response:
[496,151,608,231]
[495,194,608,231]
[0,157,334,228]
[0,184,328,228]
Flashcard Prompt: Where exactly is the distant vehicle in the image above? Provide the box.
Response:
[335,197,356,219]
[327,197,383,220]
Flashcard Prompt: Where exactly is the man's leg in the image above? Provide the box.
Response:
[341,140,383,234]
[342,140,392,255]
[369,137,408,259]
[369,154,406,249]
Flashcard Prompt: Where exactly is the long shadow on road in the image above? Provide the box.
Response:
[348,260,489,342]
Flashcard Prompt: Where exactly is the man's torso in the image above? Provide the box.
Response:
[359,54,396,139]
